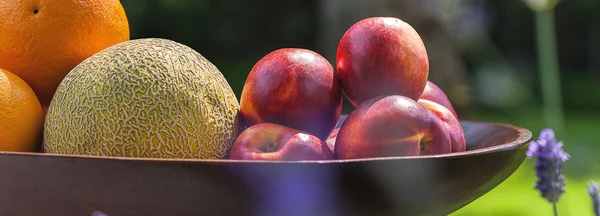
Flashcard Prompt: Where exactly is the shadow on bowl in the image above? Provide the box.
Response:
[0,119,531,216]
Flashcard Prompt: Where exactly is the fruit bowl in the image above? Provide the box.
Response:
[0,119,531,216]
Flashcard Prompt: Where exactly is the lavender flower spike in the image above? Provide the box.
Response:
[526,128,570,204]
[590,181,599,216]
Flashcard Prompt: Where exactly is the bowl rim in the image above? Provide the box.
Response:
[0,120,532,164]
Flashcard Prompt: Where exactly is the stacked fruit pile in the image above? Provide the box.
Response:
[232,17,465,161]
[0,1,465,161]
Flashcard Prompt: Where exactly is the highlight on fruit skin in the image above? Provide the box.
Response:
[43,38,240,159]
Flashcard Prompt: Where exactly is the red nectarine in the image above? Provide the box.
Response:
[239,48,343,140]
[418,99,466,152]
[334,95,451,159]
[336,17,429,107]
[229,123,334,161]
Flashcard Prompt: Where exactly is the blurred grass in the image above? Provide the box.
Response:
[451,109,600,216]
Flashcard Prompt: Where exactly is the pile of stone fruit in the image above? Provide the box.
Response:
[231,17,465,161]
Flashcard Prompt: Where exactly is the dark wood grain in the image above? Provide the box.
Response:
[0,120,531,216]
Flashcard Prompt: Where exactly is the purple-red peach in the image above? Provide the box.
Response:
[418,99,466,152]
[229,123,334,161]
[334,95,451,159]
[336,17,429,107]
[239,48,342,140]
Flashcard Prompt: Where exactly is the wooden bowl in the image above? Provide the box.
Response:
[0,120,531,216]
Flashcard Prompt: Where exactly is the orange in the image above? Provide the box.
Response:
[0,0,130,107]
[0,68,44,152]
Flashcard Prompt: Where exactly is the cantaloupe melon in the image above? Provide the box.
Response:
[43,38,240,159]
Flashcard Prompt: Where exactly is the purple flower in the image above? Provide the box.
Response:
[526,128,570,203]
[590,181,599,216]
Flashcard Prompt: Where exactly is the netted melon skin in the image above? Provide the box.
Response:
[44,38,240,159]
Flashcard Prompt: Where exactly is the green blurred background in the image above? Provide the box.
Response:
[120,0,599,215]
